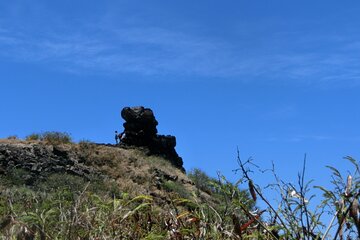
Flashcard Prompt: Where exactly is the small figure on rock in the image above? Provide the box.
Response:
[115,131,119,144]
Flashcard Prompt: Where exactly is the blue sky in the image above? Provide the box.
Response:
[1,0,360,204]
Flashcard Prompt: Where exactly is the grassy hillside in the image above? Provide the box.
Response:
[3,134,359,239]
[0,136,254,239]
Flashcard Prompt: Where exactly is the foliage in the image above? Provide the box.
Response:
[0,164,257,239]
[6,135,18,140]
[0,180,247,239]
[25,133,41,141]
[0,168,30,186]
[163,180,190,198]
[3,137,360,238]
[228,151,360,239]
[25,131,72,144]
[314,156,360,239]
[78,139,95,149]
[2,155,359,239]
[41,131,72,144]
[188,168,215,194]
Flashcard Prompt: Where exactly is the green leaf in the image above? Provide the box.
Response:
[129,195,153,203]
[314,185,336,200]
[173,198,194,205]
[325,166,343,180]
[121,202,152,221]
[344,156,360,173]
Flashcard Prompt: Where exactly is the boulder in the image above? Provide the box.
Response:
[120,106,184,172]
[121,107,158,147]
[121,107,158,125]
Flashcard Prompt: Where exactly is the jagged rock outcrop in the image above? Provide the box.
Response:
[121,107,158,146]
[120,106,185,172]
[0,142,102,185]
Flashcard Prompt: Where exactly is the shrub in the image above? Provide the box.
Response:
[0,168,30,186]
[163,180,190,198]
[78,139,96,158]
[228,153,360,239]
[36,173,89,193]
[42,131,72,144]
[33,173,122,198]
[25,131,72,144]
[79,139,95,147]
[25,133,41,141]
[188,168,214,194]
[6,135,17,140]
[0,187,160,239]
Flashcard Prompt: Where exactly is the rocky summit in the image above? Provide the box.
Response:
[120,106,185,172]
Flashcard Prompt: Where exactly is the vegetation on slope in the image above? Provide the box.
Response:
[0,133,254,239]
[1,133,360,239]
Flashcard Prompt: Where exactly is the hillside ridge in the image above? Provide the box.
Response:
[0,139,197,203]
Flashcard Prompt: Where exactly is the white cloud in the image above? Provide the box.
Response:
[1,23,360,85]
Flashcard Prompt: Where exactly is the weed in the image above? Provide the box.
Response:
[188,168,216,195]
[6,135,17,140]
[41,131,72,145]
[24,131,72,145]
[163,180,190,198]
[0,168,30,186]
[25,133,41,141]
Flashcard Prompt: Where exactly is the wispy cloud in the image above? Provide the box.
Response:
[0,25,242,77]
[1,21,360,84]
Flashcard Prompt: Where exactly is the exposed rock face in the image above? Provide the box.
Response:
[0,142,102,185]
[121,107,158,146]
[121,106,185,172]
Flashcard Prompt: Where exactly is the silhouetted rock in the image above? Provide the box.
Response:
[120,106,185,172]
[121,106,158,125]
[121,107,158,146]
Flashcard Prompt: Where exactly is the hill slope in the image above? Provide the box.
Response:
[0,139,198,204]
[0,138,254,239]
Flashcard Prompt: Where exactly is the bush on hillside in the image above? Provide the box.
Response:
[25,133,41,141]
[163,180,190,198]
[6,135,18,140]
[25,131,72,144]
[42,131,72,144]
[188,168,215,195]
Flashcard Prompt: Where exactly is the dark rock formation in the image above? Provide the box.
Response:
[0,142,102,185]
[120,106,185,172]
[121,107,158,146]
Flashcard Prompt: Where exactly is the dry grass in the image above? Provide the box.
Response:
[73,143,198,200]
[3,137,360,238]
[0,138,23,144]
[0,137,209,205]
[0,137,214,207]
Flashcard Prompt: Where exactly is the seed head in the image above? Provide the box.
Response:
[345,175,352,197]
